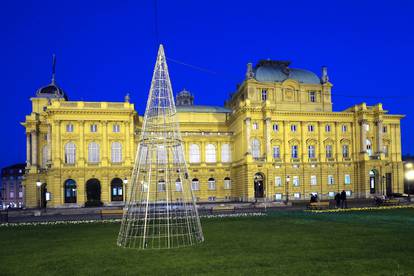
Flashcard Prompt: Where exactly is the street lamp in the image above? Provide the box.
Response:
[285,175,290,205]
[36,179,42,209]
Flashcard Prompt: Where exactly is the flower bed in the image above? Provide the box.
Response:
[305,204,414,213]
[0,212,266,227]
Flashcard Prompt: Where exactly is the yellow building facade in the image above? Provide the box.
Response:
[23,60,404,208]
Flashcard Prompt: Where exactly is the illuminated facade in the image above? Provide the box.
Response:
[22,59,404,208]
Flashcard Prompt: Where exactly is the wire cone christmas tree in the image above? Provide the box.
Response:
[117,44,204,249]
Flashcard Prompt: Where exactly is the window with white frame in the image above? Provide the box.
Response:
[328,192,335,197]
[252,139,261,158]
[291,124,297,132]
[189,144,200,163]
[139,145,148,164]
[345,174,351,185]
[308,125,314,132]
[252,122,258,130]
[18,191,23,198]
[275,176,282,187]
[366,139,372,156]
[328,175,334,185]
[42,145,48,167]
[326,145,333,158]
[275,193,283,200]
[113,124,120,133]
[66,123,74,132]
[273,124,279,132]
[158,180,166,192]
[308,145,316,159]
[383,145,389,157]
[10,192,14,198]
[205,144,216,163]
[208,178,216,190]
[261,89,267,101]
[293,176,300,186]
[111,142,122,163]
[173,145,184,164]
[208,196,216,202]
[291,145,298,159]
[365,123,370,131]
[224,177,231,189]
[342,124,347,132]
[175,178,182,192]
[221,143,231,163]
[346,190,352,197]
[342,145,349,158]
[309,91,316,102]
[273,146,280,159]
[310,175,317,185]
[90,124,98,133]
[157,145,167,164]
[88,142,100,163]
[294,193,301,199]
[191,178,199,191]
[64,142,76,164]
[325,124,331,132]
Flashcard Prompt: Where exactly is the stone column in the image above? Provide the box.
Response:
[376,119,383,154]
[31,130,38,167]
[360,120,367,153]
[245,118,251,154]
[125,122,130,164]
[47,124,52,163]
[79,121,85,166]
[26,133,31,166]
[102,122,108,165]
[55,121,61,166]
[265,118,271,161]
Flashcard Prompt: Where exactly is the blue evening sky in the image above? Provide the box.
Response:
[0,0,413,169]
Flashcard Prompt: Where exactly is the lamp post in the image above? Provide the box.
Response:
[36,179,42,209]
[123,177,128,203]
[382,175,386,196]
[285,175,290,205]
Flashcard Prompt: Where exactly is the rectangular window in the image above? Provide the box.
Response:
[342,145,349,158]
[90,124,98,132]
[383,126,388,133]
[261,89,267,101]
[342,125,347,132]
[66,124,74,132]
[328,175,334,185]
[224,179,231,190]
[252,122,258,130]
[293,176,300,187]
[291,125,297,132]
[113,124,120,133]
[18,191,23,198]
[309,91,316,102]
[191,180,199,191]
[310,175,317,186]
[10,192,14,199]
[346,191,352,197]
[273,146,280,159]
[292,145,298,159]
[275,193,283,200]
[328,192,335,198]
[208,196,216,202]
[308,125,314,132]
[383,145,389,157]
[273,124,279,132]
[326,145,333,158]
[325,124,331,132]
[275,176,282,187]
[308,145,316,159]
[294,193,301,199]
[208,180,216,190]
[345,174,351,185]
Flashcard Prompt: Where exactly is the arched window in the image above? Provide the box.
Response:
[175,178,182,192]
[158,179,166,192]
[205,144,216,163]
[189,144,200,163]
[111,178,123,201]
[208,178,216,190]
[191,178,199,191]
[366,139,372,156]
[252,139,260,158]
[111,142,122,163]
[157,145,167,164]
[224,177,231,190]
[42,145,49,167]
[291,145,298,159]
[173,145,183,164]
[308,145,316,159]
[88,142,100,163]
[64,179,77,203]
[139,145,148,164]
[64,142,76,164]
[221,144,231,163]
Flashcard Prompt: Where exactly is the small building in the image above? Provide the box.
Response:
[1,163,26,209]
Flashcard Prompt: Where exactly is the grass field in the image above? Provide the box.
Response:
[1,209,413,275]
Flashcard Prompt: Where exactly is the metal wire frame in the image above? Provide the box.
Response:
[117,44,204,249]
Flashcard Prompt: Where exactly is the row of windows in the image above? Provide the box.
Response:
[274,190,352,200]
[274,174,351,187]
[6,191,23,199]
[139,178,231,192]
[64,142,122,164]
[253,122,350,133]
[259,89,320,103]
[66,123,122,133]
[189,143,231,163]
[252,139,350,159]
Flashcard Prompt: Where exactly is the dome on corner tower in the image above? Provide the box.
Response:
[253,60,321,84]
[176,89,194,106]
[35,55,68,100]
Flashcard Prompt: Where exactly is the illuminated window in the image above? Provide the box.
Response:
[189,144,200,163]
[205,144,216,163]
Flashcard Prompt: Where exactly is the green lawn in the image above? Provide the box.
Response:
[1,209,414,275]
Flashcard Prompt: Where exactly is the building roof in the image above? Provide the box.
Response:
[36,82,67,100]
[176,105,231,113]
[1,163,26,177]
[253,60,321,84]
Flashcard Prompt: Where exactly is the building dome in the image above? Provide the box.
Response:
[176,89,194,106]
[36,82,67,100]
[253,60,321,84]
